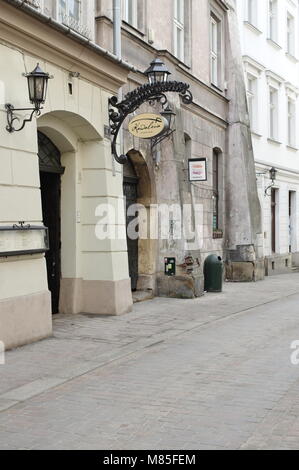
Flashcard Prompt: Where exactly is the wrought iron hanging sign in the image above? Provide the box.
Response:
[109,58,193,164]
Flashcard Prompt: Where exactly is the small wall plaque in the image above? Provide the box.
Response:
[0,225,49,257]
[188,158,207,182]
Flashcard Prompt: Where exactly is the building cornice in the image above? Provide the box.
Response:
[255,160,299,180]
[2,0,136,70]
[243,55,266,74]
[265,70,285,86]
[0,1,133,93]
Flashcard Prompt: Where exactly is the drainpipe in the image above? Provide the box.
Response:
[113,0,122,58]
[113,0,123,175]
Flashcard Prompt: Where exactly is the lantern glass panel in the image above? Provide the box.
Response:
[27,76,36,104]
[155,72,165,83]
[35,76,46,103]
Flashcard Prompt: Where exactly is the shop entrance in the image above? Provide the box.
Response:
[38,131,64,314]
[123,157,139,291]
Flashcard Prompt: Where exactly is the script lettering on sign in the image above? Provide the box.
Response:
[128,113,168,139]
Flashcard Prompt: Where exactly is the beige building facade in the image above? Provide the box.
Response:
[0,0,133,350]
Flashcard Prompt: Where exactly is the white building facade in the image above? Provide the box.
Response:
[237,0,299,274]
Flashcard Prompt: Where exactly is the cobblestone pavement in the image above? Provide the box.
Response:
[1,274,299,449]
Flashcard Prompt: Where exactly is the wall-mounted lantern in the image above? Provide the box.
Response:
[5,63,53,133]
[265,167,277,196]
[109,58,193,164]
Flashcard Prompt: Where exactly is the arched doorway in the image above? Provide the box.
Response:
[38,131,65,314]
[123,150,157,295]
[123,157,139,291]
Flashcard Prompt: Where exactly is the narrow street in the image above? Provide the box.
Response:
[1,273,299,450]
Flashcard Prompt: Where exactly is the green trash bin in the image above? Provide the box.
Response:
[204,254,223,293]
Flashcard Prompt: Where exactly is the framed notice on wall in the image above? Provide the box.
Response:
[188,158,207,182]
[0,225,49,257]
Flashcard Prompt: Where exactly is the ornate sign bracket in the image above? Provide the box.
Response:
[109,80,193,164]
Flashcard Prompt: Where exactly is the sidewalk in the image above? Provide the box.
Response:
[1,273,299,449]
[1,274,298,402]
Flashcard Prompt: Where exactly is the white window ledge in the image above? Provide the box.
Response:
[267,137,282,145]
[285,52,299,63]
[244,21,262,35]
[251,131,262,138]
[267,38,281,50]
[287,144,298,151]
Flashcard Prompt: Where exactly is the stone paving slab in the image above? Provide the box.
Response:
[1,274,299,449]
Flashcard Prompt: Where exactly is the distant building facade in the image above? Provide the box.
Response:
[237,0,299,274]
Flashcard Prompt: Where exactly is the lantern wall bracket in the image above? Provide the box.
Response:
[265,182,275,197]
[5,104,42,133]
[109,80,193,164]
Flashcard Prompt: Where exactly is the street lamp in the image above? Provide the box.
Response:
[5,63,52,133]
[265,167,278,196]
[161,105,176,130]
[144,58,171,85]
[151,105,176,152]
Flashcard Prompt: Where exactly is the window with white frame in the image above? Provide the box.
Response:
[210,14,221,87]
[123,0,138,29]
[269,0,278,42]
[174,0,185,62]
[269,86,278,140]
[247,74,258,131]
[287,97,296,147]
[247,0,257,26]
[58,0,81,23]
[55,0,92,38]
[287,12,295,56]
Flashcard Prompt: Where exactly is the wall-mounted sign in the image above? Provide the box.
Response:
[188,158,207,182]
[128,113,168,139]
[164,257,176,276]
[0,225,49,257]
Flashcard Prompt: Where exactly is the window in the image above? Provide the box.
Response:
[269,86,278,140]
[288,98,296,147]
[247,74,258,131]
[213,151,219,231]
[123,0,138,29]
[269,0,278,41]
[210,15,221,87]
[174,0,185,62]
[247,0,257,26]
[287,13,295,56]
[58,0,80,23]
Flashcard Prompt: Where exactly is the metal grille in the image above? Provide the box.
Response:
[38,131,64,174]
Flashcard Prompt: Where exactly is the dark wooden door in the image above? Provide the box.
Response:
[38,131,64,315]
[123,178,139,291]
[271,188,276,254]
[40,172,61,314]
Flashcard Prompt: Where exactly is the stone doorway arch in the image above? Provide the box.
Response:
[124,150,157,295]
[37,110,132,316]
